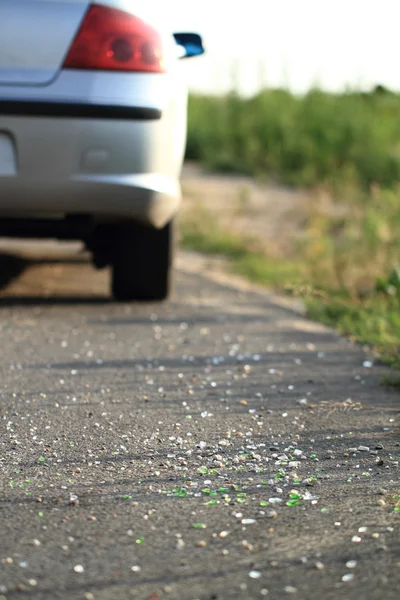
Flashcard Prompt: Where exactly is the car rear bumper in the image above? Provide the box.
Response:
[0,172,181,228]
[0,110,185,228]
[0,70,187,229]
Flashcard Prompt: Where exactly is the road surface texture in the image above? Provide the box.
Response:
[0,242,399,600]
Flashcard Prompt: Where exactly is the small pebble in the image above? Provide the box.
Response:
[242,540,254,551]
[131,566,141,573]
[84,594,95,600]
[352,536,362,543]
[285,586,298,594]
[74,565,84,573]
[241,519,256,525]
[249,571,261,579]
[346,560,357,569]
[265,509,278,519]
[342,574,354,582]
[358,446,370,452]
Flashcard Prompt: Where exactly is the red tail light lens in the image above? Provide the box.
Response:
[63,4,166,73]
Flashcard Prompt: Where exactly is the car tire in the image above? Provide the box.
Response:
[111,220,174,302]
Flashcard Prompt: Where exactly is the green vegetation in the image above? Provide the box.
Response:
[187,88,400,190]
[182,213,400,369]
[183,88,400,370]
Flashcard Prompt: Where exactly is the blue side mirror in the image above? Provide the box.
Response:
[173,33,205,59]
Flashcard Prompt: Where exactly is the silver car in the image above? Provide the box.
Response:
[0,0,204,300]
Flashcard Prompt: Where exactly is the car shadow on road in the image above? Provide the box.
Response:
[0,251,111,305]
[0,296,111,306]
[0,252,29,289]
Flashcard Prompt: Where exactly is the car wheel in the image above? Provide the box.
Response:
[111,220,174,302]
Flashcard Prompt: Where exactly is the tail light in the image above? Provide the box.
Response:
[63,4,166,73]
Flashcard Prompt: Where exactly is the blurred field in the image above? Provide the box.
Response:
[187,88,400,189]
[182,89,400,371]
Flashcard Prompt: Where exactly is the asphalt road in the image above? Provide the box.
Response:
[0,243,399,600]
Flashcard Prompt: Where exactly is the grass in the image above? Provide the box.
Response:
[181,225,301,287]
[306,295,400,369]
[187,88,400,190]
[182,86,400,372]
[181,213,400,370]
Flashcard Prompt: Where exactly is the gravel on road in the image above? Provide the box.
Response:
[0,245,398,600]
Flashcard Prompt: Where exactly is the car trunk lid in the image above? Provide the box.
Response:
[0,0,90,86]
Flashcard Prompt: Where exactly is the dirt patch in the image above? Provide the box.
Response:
[181,162,339,258]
